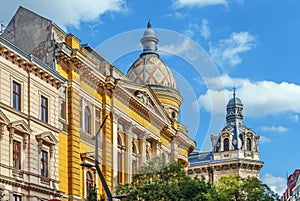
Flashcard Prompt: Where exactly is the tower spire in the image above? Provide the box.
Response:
[147,19,152,29]
[233,85,236,99]
[226,86,243,123]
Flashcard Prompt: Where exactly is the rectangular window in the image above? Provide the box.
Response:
[41,150,48,177]
[13,194,22,201]
[12,81,21,110]
[13,140,21,169]
[95,107,101,131]
[40,96,48,122]
[60,99,66,120]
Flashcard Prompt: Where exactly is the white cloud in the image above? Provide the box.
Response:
[173,0,228,8]
[262,173,286,195]
[1,0,127,30]
[290,114,299,122]
[260,126,289,133]
[200,19,211,39]
[183,23,200,38]
[165,12,187,19]
[159,38,197,59]
[198,74,300,117]
[259,136,271,144]
[210,32,256,67]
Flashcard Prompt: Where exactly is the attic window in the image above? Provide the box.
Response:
[223,138,229,151]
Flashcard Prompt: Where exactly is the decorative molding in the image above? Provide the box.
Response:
[0,123,6,140]
[135,90,152,107]
[0,42,64,89]
[36,131,58,157]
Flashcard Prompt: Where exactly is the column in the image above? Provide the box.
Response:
[139,133,147,165]
[112,112,119,189]
[124,122,134,183]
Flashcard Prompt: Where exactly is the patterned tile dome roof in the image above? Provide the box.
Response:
[127,54,177,89]
[126,22,178,90]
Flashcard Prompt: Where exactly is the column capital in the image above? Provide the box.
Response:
[111,111,120,123]
[124,122,136,133]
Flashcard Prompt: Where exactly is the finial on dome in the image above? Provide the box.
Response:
[147,20,152,29]
[233,85,236,99]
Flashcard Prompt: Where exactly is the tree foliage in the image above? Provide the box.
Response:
[86,186,105,201]
[86,186,98,201]
[116,157,216,201]
[116,157,280,201]
[213,174,280,201]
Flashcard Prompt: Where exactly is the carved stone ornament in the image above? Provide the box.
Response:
[0,124,5,140]
[9,127,14,144]
[135,91,152,107]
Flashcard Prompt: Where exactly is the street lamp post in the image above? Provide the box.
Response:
[94,115,113,201]
[81,115,126,201]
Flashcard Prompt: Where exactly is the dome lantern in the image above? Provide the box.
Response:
[140,20,159,55]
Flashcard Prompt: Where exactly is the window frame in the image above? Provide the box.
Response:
[84,106,91,134]
[86,171,94,193]
[132,142,138,176]
[13,140,21,170]
[40,150,48,177]
[40,96,48,123]
[13,194,22,201]
[12,81,21,111]
[246,137,252,151]
[223,138,229,151]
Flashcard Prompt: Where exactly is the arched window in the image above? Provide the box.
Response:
[146,150,150,161]
[132,142,138,176]
[223,138,229,151]
[86,171,93,192]
[132,142,137,155]
[246,137,251,151]
[84,106,91,134]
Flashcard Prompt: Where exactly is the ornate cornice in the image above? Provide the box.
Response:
[188,159,264,175]
[0,170,62,197]
[56,43,108,91]
[0,37,65,89]
[114,84,169,130]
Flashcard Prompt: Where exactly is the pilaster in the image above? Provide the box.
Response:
[101,93,113,196]
[67,81,81,198]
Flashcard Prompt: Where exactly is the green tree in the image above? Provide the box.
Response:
[242,177,280,201]
[116,157,216,201]
[214,174,280,201]
[86,186,98,201]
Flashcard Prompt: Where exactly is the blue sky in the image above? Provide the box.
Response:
[1,0,299,195]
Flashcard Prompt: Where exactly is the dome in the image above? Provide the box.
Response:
[126,22,178,90]
[127,54,177,89]
[227,97,242,108]
[226,91,244,123]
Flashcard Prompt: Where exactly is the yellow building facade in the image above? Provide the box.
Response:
[0,7,195,200]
